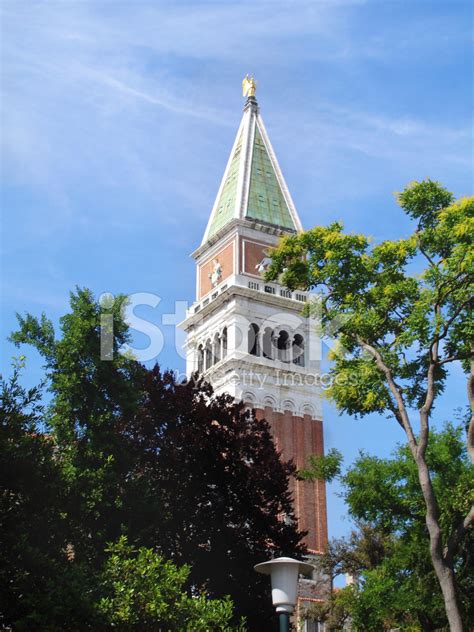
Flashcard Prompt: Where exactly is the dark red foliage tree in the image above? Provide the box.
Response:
[121,366,306,630]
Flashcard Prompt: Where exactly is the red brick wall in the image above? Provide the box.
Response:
[254,407,328,553]
[240,238,271,277]
[198,239,235,298]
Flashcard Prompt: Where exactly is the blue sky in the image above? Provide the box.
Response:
[1,1,473,544]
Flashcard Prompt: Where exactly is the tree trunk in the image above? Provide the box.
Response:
[432,563,465,632]
[356,338,470,630]
[416,455,465,631]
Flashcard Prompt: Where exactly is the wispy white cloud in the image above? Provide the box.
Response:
[78,67,234,125]
[1,0,472,243]
[1,279,71,311]
[295,101,472,162]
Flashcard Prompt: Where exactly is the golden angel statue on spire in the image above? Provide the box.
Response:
[242,74,257,98]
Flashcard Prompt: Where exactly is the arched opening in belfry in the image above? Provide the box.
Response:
[197,344,204,373]
[277,330,290,362]
[248,323,260,356]
[292,333,305,367]
[221,327,228,358]
[205,339,212,370]
[262,327,274,360]
[213,332,221,364]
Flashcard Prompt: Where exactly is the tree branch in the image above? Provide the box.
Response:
[436,354,470,366]
[429,299,472,354]
[417,239,439,269]
[419,300,445,457]
[444,504,474,564]
[356,336,418,455]
[436,263,469,305]
[387,400,406,431]
[420,283,471,455]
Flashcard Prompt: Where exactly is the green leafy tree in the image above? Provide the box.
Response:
[343,424,474,630]
[266,180,474,630]
[0,363,98,629]
[302,585,355,631]
[309,425,474,630]
[97,536,245,631]
[10,289,146,563]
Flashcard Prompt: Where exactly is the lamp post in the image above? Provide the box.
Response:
[254,556,313,632]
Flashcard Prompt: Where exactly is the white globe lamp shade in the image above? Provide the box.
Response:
[254,556,314,614]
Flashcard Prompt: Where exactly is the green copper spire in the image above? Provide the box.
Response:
[208,131,243,238]
[246,126,295,230]
[203,90,302,244]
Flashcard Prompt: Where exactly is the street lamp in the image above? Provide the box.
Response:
[254,556,314,632]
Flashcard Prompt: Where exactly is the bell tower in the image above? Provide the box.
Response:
[180,79,328,606]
